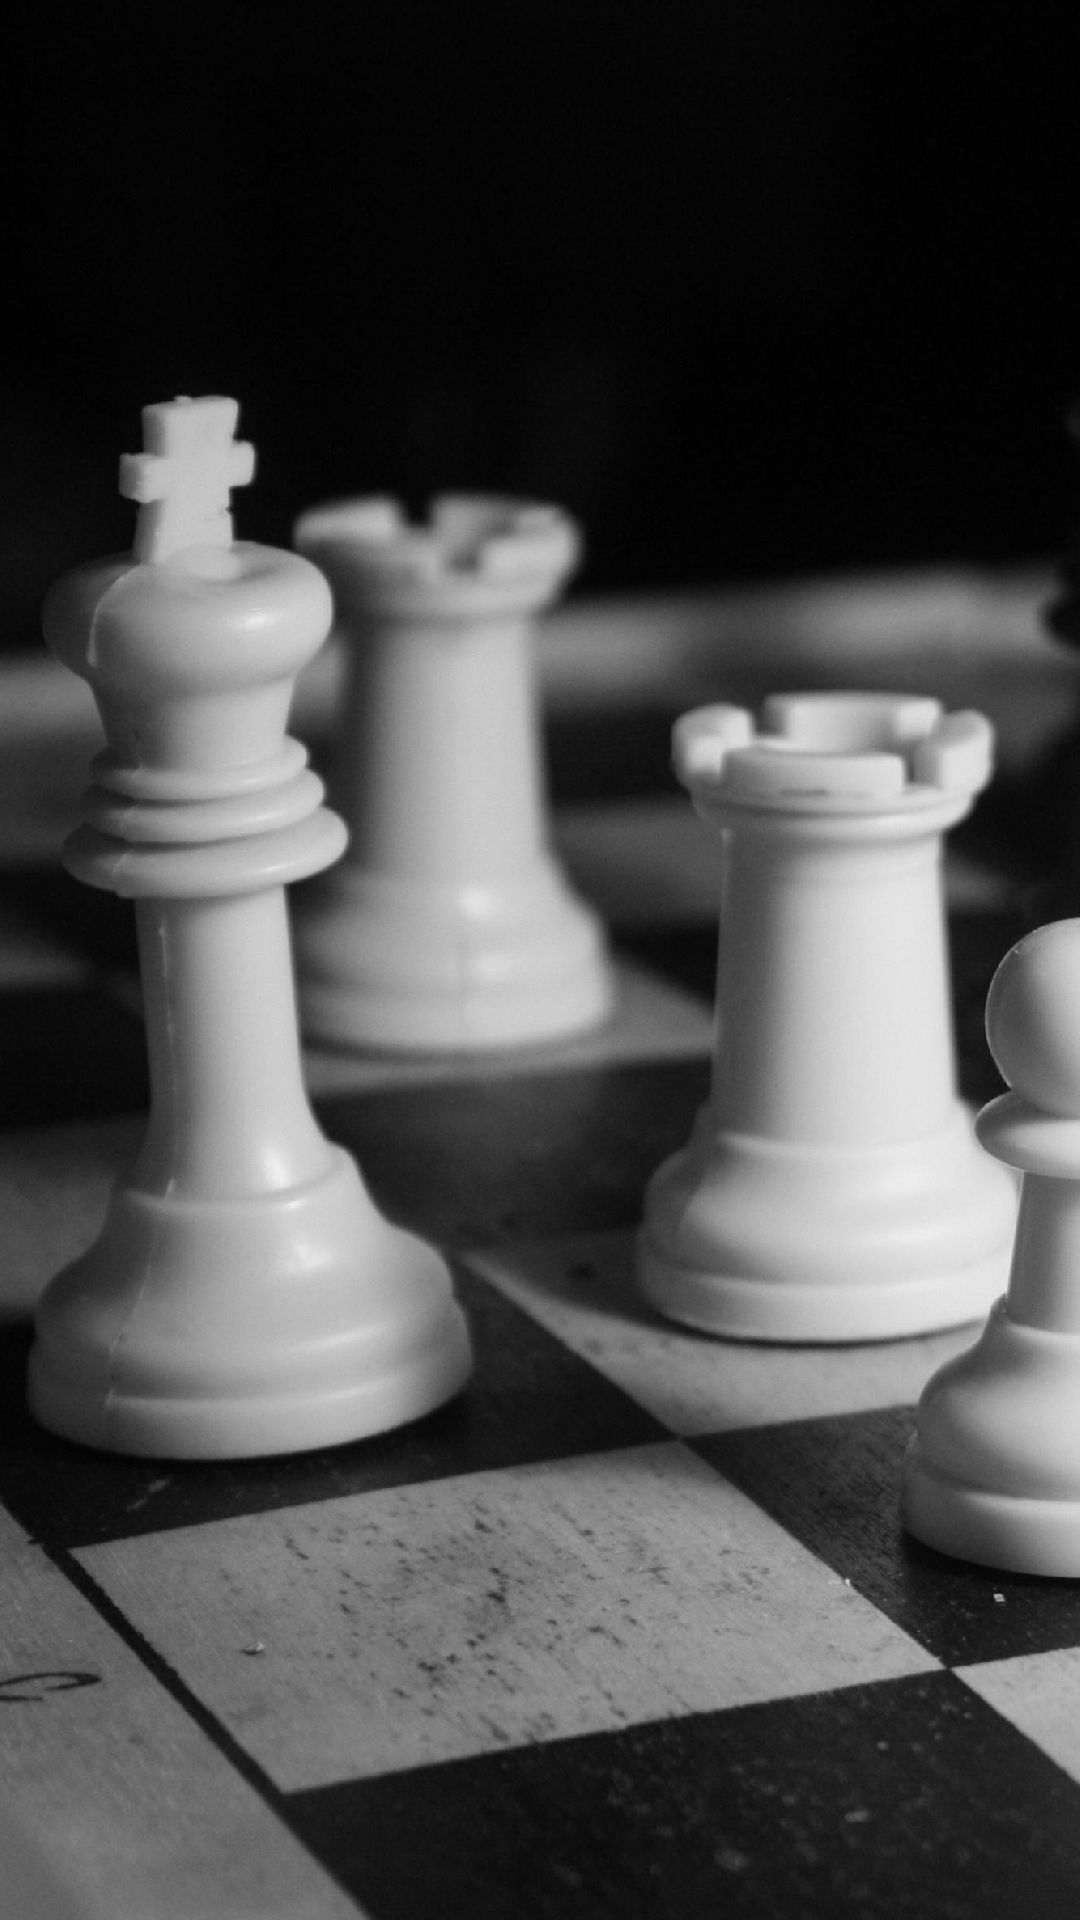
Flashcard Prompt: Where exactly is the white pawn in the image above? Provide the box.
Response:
[638,692,1016,1342]
[292,495,613,1051]
[28,397,471,1458]
[904,919,1080,1573]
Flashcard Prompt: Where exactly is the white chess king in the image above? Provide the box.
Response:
[292,494,613,1051]
[637,692,1016,1342]
[27,396,471,1457]
[904,918,1080,1573]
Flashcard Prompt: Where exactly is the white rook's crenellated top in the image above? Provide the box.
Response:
[637,690,1016,1343]
[673,692,994,807]
[28,397,471,1458]
[293,493,613,1052]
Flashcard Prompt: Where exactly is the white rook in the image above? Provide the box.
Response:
[28,397,471,1457]
[637,691,1016,1342]
[293,495,613,1051]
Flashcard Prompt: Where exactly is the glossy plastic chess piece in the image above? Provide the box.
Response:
[28,397,471,1457]
[638,692,1016,1342]
[904,918,1080,1573]
[293,495,614,1051]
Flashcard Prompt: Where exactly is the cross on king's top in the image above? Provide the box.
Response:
[119,395,256,565]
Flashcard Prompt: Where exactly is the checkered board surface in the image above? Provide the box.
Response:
[2,622,1079,1920]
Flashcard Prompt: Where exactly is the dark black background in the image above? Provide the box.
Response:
[1,3,1078,646]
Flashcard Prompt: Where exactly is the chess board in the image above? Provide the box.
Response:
[2,566,1080,1920]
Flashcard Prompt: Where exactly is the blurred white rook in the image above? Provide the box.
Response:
[294,495,613,1052]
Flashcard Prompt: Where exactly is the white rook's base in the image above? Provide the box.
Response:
[298,860,611,1052]
[29,1149,470,1459]
[639,1109,1014,1344]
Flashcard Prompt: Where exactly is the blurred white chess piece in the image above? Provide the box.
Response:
[294,495,613,1051]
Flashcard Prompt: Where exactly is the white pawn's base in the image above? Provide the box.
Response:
[297,860,613,1052]
[28,1148,471,1458]
[903,1298,1080,1574]
[637,1105,1015,1342]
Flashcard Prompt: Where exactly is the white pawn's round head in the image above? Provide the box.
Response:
[986,919,1080,1118]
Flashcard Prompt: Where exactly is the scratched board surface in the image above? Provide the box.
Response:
[2,573,1080,1919]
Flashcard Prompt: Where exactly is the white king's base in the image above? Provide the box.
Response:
[29,1148,471,1458]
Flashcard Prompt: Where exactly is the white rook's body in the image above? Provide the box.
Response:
[293,496,613,1051]
[28,399,470,1457]
[638,692,1016,1342]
